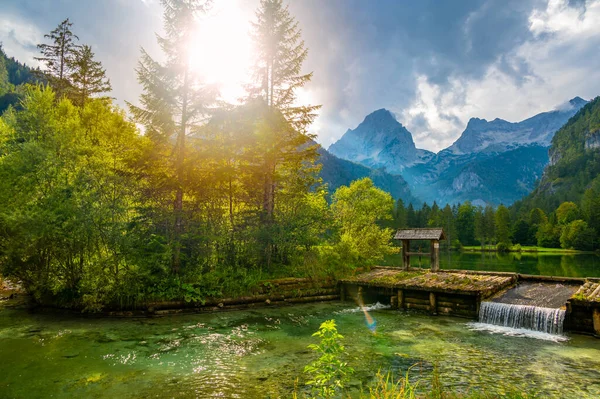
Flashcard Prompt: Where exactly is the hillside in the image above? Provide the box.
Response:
[517,97,600,213]
[317,146,418,204]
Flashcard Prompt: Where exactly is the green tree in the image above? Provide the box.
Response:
[556,201,580,225]
[581,187,600,233]
[70,45,111,106]
[35,18,79,98]
[128,0,217,274]
[393,198,407,229]
[330,178,395,267]
[560,220,595,250]
[456,202,476,246]
[512,219,532,245]
[248,0,321,231]
[529,208,548,226]
[0,86,143,309]
[495,205,512,248]
[537,222,561,248]
[0,53,9,95]
[249,0,320,133]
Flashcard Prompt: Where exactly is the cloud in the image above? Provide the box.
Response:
[0,15,43,66]
[1,0,599,154]
[399,0,600,152]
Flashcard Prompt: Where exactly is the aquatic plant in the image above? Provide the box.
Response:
[304,320,354,399]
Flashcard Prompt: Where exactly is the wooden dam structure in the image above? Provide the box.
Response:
[339,228,600,336]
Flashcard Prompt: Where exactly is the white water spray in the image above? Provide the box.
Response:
[467,301,568,341]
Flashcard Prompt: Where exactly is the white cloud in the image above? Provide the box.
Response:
[0,14,43,67]
[401,0,600,153]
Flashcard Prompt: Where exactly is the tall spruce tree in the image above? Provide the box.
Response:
[247,0,322,268]
[128,0,217,274]
[249,0,320,133]
[70,45,111,106]
[35,18,79,98]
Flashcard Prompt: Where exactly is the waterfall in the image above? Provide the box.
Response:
[478,301,566,335]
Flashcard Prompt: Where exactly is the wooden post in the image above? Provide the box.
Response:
[431,240,440,272]
[391,296,397,309]
[398,289,404,309]
[402,240,411,270]
[593,309,600,337]
[340,284,346,301]
[429,292,437,315]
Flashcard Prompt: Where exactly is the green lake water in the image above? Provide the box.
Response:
[1,300,600,398]
[2,253,600,398]
[383,251,600,277]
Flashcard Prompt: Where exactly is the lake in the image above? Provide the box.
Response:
[1,299,600,398]
[382,251,600,277]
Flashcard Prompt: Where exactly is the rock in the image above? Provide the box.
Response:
[265,299,271,305]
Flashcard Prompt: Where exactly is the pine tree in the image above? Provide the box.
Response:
[247,0,322,268]
[495,205,512,246]
[70,45,111,106]
[249,0,320,133]
[128,0,217,274]
[35,18,79,98]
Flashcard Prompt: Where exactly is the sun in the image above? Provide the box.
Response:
[188,0,254,102]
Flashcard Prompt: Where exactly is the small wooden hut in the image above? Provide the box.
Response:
[394,228,446,272]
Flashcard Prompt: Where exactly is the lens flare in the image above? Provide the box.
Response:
[356,291,377,334]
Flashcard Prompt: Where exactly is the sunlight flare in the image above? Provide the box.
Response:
[188,0,253,102]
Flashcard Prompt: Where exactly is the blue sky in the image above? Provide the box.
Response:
[1,0,600,152]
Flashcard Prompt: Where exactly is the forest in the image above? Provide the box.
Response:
[1,0,599,313]
[0,1,397,311]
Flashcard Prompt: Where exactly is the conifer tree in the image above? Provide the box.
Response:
[70,45,111,106]
[249,0,320,133]
[128,0,216,274]
[246,0,322,268]
[35,18,79,98]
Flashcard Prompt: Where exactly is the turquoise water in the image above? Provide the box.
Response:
[383,252,600,277]
[1,300,600,398]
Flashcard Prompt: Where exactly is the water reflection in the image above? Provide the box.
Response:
[383,252,600,277]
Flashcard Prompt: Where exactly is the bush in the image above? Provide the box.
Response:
[512,244,522,252]
[496,242,511,252]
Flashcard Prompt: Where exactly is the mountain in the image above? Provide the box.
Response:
[316,146,417,205]
[517,96,600,213]
[328,109,434,173]
[329,98,588,206]
[446,97,589,155]
[405,97,589,205]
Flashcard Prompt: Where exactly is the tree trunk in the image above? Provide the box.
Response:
[172,66,189,274]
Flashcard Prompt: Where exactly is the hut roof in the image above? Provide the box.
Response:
[394,228,446,240]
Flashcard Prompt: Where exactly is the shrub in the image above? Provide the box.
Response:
[496,242,511,252]
[304,320,354,399]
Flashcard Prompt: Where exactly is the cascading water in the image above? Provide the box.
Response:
[478,302,566,335]
[467,301,568,341]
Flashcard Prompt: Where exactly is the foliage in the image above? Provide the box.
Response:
[560,220,595,251]
[329,178,397,269]
[70,45,112,106]
[456,202,476,246]
[304,320,354,399]
[249,0,320,133]
[35,18,80,98]
[536,222,561,248]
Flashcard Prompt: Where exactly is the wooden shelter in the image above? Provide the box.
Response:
[394,228,446,271]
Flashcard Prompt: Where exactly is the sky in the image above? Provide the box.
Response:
[1,0,600,153]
